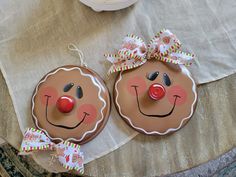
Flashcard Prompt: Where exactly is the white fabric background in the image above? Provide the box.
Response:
[0,0,236,172]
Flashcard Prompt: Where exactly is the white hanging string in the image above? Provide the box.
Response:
[68,43,88,67]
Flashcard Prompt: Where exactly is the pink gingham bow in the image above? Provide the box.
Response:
[106,29,194,74]
[19,128,84,174]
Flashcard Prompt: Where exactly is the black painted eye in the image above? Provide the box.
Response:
[163,73,171,86]
[64,83,74,92]
[147,71,159,81]
[76,86,83,99]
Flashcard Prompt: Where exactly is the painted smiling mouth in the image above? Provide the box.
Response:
[45,95,89,129]
[132,85,180,118]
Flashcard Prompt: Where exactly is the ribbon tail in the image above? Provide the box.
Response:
[106,54,127,74]
[105,54,127,74]
[105,54,120,64]
[56,141,84,174]
[107,58,147,74]
[166,51,194,66]
[73,151,84,174]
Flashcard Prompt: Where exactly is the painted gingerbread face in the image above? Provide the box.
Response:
[114,60,197,135]
[32,66,110,144]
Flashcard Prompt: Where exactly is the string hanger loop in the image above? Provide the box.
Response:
[68,43,88,67]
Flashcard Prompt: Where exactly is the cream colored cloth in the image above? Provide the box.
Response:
[0,0,236,173]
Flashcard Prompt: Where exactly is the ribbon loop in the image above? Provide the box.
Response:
[105,34,147,74]
[20,128,54,152]
[106,29,194,74]
[148,29,181,58]
[20,128,84,174]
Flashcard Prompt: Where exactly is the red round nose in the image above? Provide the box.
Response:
[56,95,75,113]
[148,83,166,101]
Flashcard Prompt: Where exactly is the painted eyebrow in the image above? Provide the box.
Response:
[63,83,74,92]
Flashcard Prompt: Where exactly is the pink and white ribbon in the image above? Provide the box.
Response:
[19,128,84,174]
[105,29,194,74]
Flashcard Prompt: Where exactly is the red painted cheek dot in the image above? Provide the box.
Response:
[167,85,188,106]
[39,86,58,106]
[126,76,147,96]
[77,104,97,124]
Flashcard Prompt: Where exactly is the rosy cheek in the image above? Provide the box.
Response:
[39,86,58,106]
[167,85,188,106]
[126,76,147,96]
[77,104,97,124]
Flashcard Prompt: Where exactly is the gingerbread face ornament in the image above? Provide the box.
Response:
[106,29,197,135]
[32,64,111,144]
[19,45,111,174]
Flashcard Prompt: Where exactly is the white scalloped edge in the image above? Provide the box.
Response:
[115,65,197,135]
[32,67,106,143]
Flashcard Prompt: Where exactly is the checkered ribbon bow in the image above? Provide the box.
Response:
[20,128,84,174]
[105,29,194,74]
